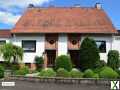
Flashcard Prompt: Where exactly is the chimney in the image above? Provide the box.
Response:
[95,3,102,9]
[28,4,34,8]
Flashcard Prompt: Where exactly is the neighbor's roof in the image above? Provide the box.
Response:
[0,30,11,38]
[11,7,117,34]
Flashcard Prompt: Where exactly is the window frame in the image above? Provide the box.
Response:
[96,40,106,53]
[22,40,36,52]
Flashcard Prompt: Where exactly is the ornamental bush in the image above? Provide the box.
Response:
[70,68,83,78]
[15,66,29,75]
[56,68,70,77]
[35,56,44,70]
[79,37,100,70]
[0,65,4,78]
[39,68,56,77]
[107,50,120,70]
[55,55,72,71]
[83,69,95,78]
[99,66,119,79]
[95,60,107,68]
[11,64,20,71]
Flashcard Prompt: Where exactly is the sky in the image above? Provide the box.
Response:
[0,0,120,30]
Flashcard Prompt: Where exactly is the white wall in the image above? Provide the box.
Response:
[81,35,113,62]
[112,36,120,53]
[58,34,68,56]
[12,35,45,63]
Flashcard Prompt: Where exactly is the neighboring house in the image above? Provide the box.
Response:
[0,4,119,69]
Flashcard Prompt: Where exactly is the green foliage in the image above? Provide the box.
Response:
[35,56,44,70]
[83,69,99,78]
[39,68,56,77]
[0,65,4,78]
[15,66,29,75]
[35,56,44,64]
[107,50,120,70]
[55,55,72,71]
[11,64,20,71]
[99,66,119,79]
[56,68,70,77]
[95,60,107,68]
[70,68,83,78]
[92,73,99,78]
[0,43,23,64]
[84,69,95,78]
[79,37,100,70]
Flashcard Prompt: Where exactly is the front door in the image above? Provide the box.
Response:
[46,50,56,67]
[69,50,80,68]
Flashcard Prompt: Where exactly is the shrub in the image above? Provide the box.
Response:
[56,68,70,77]
[95,60,107,68]
[107,50,120,70]
[11,64,20,71]
[79,37,100,70]
[15,66,29,75]
[70,68,83,78]
[39,68,56,77]
[0,65,4,78]
[55,55,72,71]
[35,56,44,70]
[84,69,95,78]
[99,66,119,79]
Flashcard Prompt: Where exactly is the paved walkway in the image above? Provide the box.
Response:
[0,80,109,90]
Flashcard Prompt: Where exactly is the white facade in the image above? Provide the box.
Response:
[58,34,68,56]
[0,34,120,63]
[112,36,120,52]
[11,35,45,63]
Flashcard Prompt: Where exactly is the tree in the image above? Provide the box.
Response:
[0,43,23,64]
[107,50,120,70]
[79,37,100,70]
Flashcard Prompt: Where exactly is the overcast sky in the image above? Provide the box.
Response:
[0,0,120,30]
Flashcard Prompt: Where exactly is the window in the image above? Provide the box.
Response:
[22,40,36,52]
[0,40,6,45]
[96,41,106,53]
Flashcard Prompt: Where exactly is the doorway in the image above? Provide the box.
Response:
[69,50,80,68]
[46,50,56,67]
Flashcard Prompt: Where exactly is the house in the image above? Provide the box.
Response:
[0,4,119,70]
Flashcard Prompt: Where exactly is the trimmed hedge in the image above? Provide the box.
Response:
[99,66,119,79]
[70,68,83,78]
[56,68,70,77]
[39,68,56,77]
[55,55,72,71]
[84,69,99,78]
[0,65,4,78]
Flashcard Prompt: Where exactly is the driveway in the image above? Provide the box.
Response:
[0,80,109,90]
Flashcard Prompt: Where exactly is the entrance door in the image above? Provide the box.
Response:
[69,50,80,68]
[46,50,56,67]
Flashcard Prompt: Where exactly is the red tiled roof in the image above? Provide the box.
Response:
[11,7,117,34]
[0,30,11,38]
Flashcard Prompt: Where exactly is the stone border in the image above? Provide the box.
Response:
[3,76,120,86]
